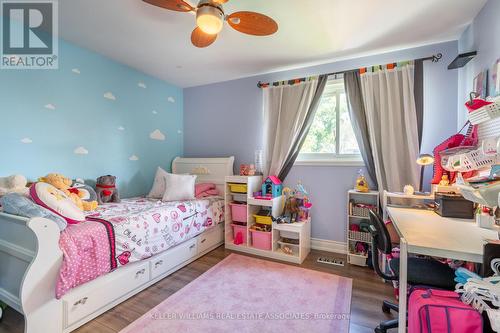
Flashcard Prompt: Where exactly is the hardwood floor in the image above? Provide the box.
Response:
[1,247,396,333]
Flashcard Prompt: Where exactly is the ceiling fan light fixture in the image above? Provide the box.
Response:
[196,5,224,35]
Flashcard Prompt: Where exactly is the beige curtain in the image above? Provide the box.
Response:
[263,79,320,178]
[360,64,420,193]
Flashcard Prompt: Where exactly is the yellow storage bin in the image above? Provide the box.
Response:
[253,210,273,225]
[228,183,247,193]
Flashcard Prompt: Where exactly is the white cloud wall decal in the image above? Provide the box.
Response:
[177,130,182,134]
[129,155,139,161]
[150,129,165,141]
[44,104,56,110]
[152,110,158,114]
[168,96,175,103]
[20,137,33,144]
[72,68,81,74]
[138,82,147,89]
[74,146,89,155]
[118,126,125,131]
[103,92,116,100]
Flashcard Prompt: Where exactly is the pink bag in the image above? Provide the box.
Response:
[408,289,482,333]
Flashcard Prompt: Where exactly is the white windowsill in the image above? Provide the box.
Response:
[294,159,365,167]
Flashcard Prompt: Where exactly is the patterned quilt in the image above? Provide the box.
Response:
[56,196,224,298]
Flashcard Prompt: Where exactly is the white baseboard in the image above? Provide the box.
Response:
[311,238,347,254]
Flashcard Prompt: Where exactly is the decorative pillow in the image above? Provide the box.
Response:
[0,193,68,231]
[30,182,85,224]
[162,173,197,202]
[147,167,168,199]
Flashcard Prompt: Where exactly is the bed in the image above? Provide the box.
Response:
[0,156,234,333]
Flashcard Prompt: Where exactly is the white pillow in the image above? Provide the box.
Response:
[147,167,168,199]
[162,173,197,202]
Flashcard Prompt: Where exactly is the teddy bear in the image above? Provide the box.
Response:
[96,175,120,204]
[0,174,29,197]
[39,173,98,211]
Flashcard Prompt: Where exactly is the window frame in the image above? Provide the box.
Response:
[295,78,364,166]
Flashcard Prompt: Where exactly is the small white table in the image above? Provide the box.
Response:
[387,207,499,333]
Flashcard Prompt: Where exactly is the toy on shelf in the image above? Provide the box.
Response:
[355,169,369,192]
[439,174,450,186]
[260,175,283,199]
[278,182,312,223]
[239,164,256,176]
[249,223,271,232]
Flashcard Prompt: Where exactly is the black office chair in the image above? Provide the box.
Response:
[368,210,456,333]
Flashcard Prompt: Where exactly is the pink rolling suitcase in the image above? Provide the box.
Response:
[408,289,482,333]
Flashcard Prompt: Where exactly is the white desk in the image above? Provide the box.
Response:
[387,207,499,333]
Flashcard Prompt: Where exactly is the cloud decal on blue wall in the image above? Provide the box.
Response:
[72,68,81,74]
[129,155,139,161]
[150,129,165,141]
[138,82,147,89]
[104,92,116,100]
[168,96,175,103]
[74,146,89,155]
[44,104,56,110]
[118,126,125,131]
[20,137,33,144]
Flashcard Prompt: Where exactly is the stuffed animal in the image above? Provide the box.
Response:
[96,175,120,204]
[72,178,98,202]
[39,173,98,211]
[0,175,29,197]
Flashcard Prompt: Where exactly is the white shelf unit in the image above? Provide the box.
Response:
[224,176,311,264]
[347,190,379,266]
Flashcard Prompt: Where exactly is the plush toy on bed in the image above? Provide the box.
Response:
[96,175,120,204]
[39,173,98,211]
[0,174,29,197]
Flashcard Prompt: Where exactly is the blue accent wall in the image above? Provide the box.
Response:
[184,41,459,242]
[0,39,183,197]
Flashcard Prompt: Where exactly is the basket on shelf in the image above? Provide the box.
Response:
[352,205,377,218]
[440,146,496,172]
[467,99,500,125]
[348,230,372,243]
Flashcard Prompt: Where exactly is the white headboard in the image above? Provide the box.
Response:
[172,156,234,192]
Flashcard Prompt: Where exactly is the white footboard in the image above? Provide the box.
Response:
[0,212,63,333]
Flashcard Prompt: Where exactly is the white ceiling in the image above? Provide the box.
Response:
[59,0,487,88]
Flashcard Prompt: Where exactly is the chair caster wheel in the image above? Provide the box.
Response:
[374,326,386,333]
[382,303,391,314]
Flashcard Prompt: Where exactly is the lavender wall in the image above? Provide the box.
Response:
[457,0,500,128]
[184,41,459,242]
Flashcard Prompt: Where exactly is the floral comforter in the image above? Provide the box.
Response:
[56,197,224,298]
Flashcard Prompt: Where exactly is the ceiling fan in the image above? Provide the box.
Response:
[143,0,278,48]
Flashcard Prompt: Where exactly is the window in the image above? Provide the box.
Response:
[297,77,362,165]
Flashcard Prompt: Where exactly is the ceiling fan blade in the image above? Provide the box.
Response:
[142,0,193,12]
[191,27,217,48]
[212,0,229,4]
[227,11,278,36]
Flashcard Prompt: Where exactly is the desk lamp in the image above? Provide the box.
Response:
[416,153,434,194]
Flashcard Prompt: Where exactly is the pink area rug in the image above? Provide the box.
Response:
[121,254,352,333]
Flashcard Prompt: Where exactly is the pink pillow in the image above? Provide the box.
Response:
[195,183,219,198]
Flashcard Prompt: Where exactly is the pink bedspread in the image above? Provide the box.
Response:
[56,196,224,298]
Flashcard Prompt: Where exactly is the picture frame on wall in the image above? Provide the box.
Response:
[473,69,488,98]
[490,58,500,97]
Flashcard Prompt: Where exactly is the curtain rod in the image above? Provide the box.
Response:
[257,53,443,88]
